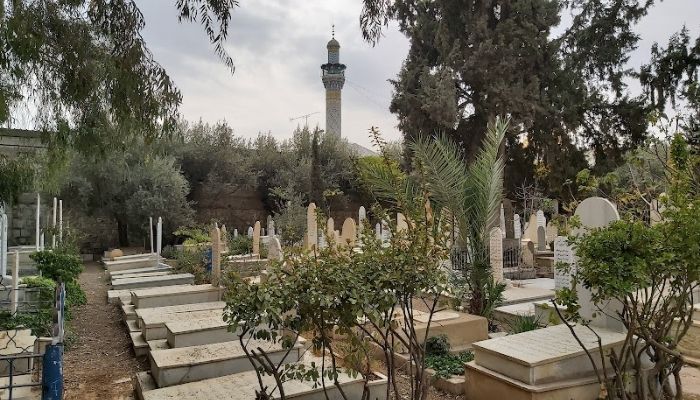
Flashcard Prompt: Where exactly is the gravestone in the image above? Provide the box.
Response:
[554,236,576,290]
[266,215,273,235]
[396,213,408,232]
[326,217,335,246]
[210,225,221,282]
[574,197,621,331]
[650,199,664,226]
[252,221,261,255]
[305,203,318,250]
[358,206,366,228]
[489,227,504,283]
[375,223,381,240]
[268,220,275,237]
[536,210,546,228]
[318,229,327,249]
[537,226,546,251]
[247,227,253,238]
[500,204,506,238]
[220,225,228,253]
[381,220,391,244]
[513,214,522,239]
[233,229,238,238]
[546,222,558,243]
[340,218,356,247]
[268,237,283,261]
[524,213,538,241]
[503,199,514,238]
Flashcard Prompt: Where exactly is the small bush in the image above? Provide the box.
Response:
[507,314,541,334]
[30,251,83,282]
[174,249,209,284]
[0,310,53,337]
[228,235,253,255]
[425,351,474,378]
[161,245,177,259]
[425,334,450,356]
[174,226,210,245]
[22,276,56,304]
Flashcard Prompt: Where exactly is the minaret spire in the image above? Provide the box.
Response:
[321,27,346,137]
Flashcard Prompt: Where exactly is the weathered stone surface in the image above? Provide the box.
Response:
[110,273,194,290]
[472,324,625,385]
[131,284,221,309]
[340,218,356,247]
[489,227,504,283]
[305,203,317,250]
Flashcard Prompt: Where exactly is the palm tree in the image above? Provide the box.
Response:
[363,116,508,316]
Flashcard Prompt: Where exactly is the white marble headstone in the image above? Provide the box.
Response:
[554,236,576,290]
[513,214,522,239]
[500,204,506,238]
[574,197,621,331]
[536,209,546,228]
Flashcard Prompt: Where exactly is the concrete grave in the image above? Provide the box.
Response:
[104,255,160,272]
[466,324,626,400]
[108,264,172,279]
[111,273,194,290]
[166,316,237,348]
[408,310,488,352]
[149,339,302,388]
[131,284,222,309]
[138,305,225,341]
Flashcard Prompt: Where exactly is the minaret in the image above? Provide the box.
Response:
[321,26,346,137]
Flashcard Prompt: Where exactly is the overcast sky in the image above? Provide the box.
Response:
[136,0,699,149]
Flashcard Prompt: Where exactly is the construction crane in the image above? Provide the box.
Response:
[289,112,320,127]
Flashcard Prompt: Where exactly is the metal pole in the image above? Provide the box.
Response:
[58,200,63,242]
[149,217,154,254]
[52,198,57,248]
[35,193,40,252]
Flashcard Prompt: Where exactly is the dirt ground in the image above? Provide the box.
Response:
[63,261,145,399]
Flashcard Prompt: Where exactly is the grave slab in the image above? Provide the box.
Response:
[410,310,488,351]
[472,323,625,385]
[111,273,194,290]
[131,284,221,309]
[109,265,172,278]
[136,368,387,400]
[137,303,225,341]
[165,316,236,348]
[104,256,159,272]
[110,271,172,283]
[149,339,302,387]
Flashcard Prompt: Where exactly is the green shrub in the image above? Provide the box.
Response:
[228,235,252,255]
[507,315,541,334]
[174,248,209,284]
[30,251,83,282]
[425,351,474,378]
[174,226,210,245]
[425,334,450,356]
[0,310,53,337]
[22,276,56,304]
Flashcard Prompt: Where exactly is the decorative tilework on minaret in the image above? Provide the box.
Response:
[321,26,346,137]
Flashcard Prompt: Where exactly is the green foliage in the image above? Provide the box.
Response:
[506,315,542,334]
[22,276,56,304]
[30,251,82,283]
[425,334,450,356]
[0,154,35,205]
[271,193,306,246]
[224,175,452,399]
[0,310,53,337]
[228,235,252,256]
[0,2,238,152]
[174,226,210,245]
[62,144,194,246]
[425,351,474,378]
[174,249,209,285]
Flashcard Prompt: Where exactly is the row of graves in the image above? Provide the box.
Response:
[299,197,700,398]
[106,219,387,399]
[104,197,700,399]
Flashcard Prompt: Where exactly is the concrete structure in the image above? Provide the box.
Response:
[466,324,625,400]
[321,27,346,137]
[135,367,387,400]
[407,310,488,352]
[165,317,237,348]
[149,340,302,387]
[110,273,194,291]
[130,284,222,309]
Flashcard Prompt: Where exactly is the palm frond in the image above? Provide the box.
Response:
[410,133,468,222]
[463,116,508,252]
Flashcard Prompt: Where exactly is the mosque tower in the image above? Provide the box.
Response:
[321,26,346,137]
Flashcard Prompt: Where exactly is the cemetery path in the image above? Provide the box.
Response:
[63,261,146,399]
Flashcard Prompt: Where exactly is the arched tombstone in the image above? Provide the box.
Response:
[326,217,335,247]
[341,218,356,247]
[573,197,622,331]
[513,214,522,239]
[268,237,283,261]
[305,203,318,250]
[375,223,381,240]
[397,213,408,232]
[489,227,504,283]
[524,213,538,241]
[247,226,253,237]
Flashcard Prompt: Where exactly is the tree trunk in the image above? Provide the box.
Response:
[117,217,129,247]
